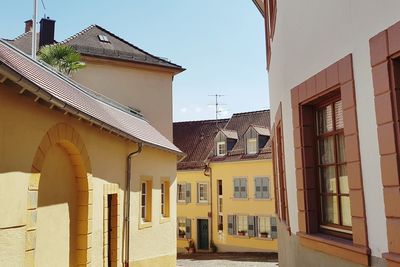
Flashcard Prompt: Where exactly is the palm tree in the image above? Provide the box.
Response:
[38,44,85,75]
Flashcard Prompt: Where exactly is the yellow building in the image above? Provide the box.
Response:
[173,110,277,253]
[0,19,184,267]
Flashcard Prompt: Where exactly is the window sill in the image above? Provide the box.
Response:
[297,232,370,266]
[177,202,189,205]
[253,198,272,201]
[196,202,210,205]
[138,221,152,229]
[232,235,250,239]
[231,197,249,201]
[383,252,400,264]
[160,217,170,224]
[254,237,274,241]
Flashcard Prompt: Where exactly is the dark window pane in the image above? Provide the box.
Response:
[321,195,339,224]
[320,166,337,193]
[336,134,346,163]
[319,136,335,164]
[317,104,333,134]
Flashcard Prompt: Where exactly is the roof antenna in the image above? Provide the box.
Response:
[208,94,227,129]
[40,0,46,17]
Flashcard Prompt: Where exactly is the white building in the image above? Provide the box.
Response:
[253,1,400,266]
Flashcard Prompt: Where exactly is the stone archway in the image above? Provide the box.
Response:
[26,123,93,266]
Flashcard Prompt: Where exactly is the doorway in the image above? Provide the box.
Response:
[197,219,209,250]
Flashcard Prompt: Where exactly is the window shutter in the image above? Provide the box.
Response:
[228,215,234,235]
[241,179,247,198]
[248,216,255,237]
[255,178,262,199]
[186,183,191,203]
[186,218,191,239]
[196,183,200,203]
[254,216,259,237]
[233,179,240,198]
[263,178,270,199]
[270,217,277,239]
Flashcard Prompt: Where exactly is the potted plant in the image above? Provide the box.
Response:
[260,232,269,238]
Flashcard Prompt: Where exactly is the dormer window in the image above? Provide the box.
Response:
[217,141,226,156]
[247,138,257,154]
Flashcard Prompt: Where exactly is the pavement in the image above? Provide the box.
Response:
[177,252,278,267]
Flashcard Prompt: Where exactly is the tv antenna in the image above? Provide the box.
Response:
[208,94,226,120]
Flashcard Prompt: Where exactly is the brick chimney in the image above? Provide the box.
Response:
[25,20,33,33]
[39,17,56,47]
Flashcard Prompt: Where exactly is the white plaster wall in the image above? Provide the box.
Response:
[269,0,400,257]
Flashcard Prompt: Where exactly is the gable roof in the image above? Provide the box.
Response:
[60,25,184,72]
[220,129,238,139]
[211,110,272,162]
[251,125,270,136]
[173,119,228,170]
[0,39,183,156]
[4,24,184,73]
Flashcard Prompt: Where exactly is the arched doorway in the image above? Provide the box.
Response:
[27,123,93,267]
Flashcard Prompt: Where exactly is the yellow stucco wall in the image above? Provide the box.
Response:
[0,80,177,266]
[176,159,277,253]
[72,58,175,141]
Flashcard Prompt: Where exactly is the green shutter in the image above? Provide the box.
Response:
[248,216,255,237]
[255,177,262,199]
[186,183,191,203]
[270,217,277,239]
[233,179,240,198]
[186,218,191,239]
[228,215,234,235]
[241,179,247,198]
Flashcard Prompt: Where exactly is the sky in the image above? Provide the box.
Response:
[0,1,269,122]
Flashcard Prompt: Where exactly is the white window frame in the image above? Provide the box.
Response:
[258,216,271,238]
[141,182,147,222]
[198,183,208,203]
[236,215,248,236]
[247,137,258,154]
[177,183,186,203]
[217,141,227,156]
[177,217,186,239]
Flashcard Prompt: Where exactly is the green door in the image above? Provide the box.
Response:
[197,219,209,250]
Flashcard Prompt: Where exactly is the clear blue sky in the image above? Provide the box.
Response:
[1,0,269,122]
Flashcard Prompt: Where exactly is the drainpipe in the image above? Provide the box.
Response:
[124,143,143,267]
[203,163,213,250]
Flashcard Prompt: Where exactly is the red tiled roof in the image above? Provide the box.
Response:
[0,39,183,155]
[173,119,228,170]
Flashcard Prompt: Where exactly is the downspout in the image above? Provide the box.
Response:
[203,163,213,250]
[124,142,143,267]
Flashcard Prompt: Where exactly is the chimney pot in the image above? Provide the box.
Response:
[39,18,56,47]
[24,20,33,33]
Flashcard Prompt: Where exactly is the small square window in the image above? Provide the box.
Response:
[98,34,110,43]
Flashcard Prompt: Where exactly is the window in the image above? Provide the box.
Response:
[316,99,352,235]
[247,138,258,154]
[255,177,269,199]
[98,34,110,43]
[276,123,288,223]
[140,180,152,223]
[197,183,208,203]
[217,141,226,156]
[258,216,271,238]
[177,217,191,239]
[177,183,191,203]
[218,215,223,231]
[161,180,170,217]
[233,178,247,198]
[237,215,248,236]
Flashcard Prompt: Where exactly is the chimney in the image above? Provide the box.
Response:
[39,17,56,47]
[25,20,33,33]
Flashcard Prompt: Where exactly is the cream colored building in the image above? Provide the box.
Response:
[253,1,400,266]
[1,20,184,267]
[174,111,277,253]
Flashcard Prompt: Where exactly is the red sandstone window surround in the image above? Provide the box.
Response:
[369,19,400,266]
[291,55,370,266]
